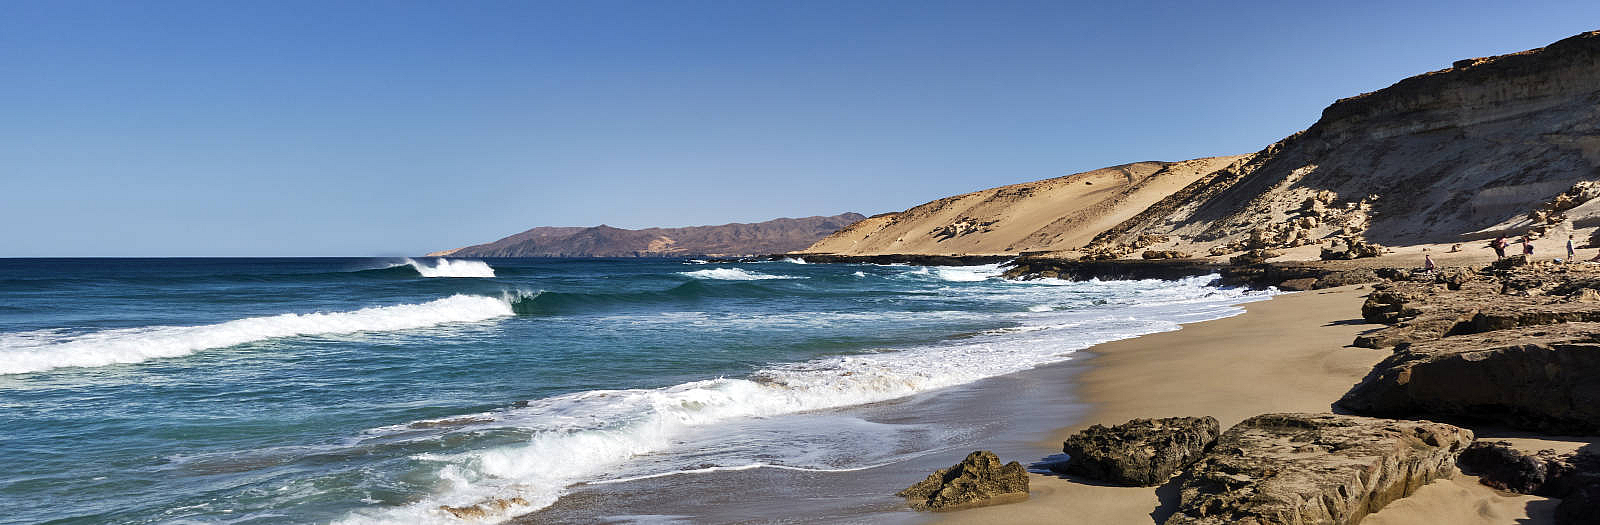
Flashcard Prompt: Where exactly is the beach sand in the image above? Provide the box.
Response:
[938,284,1562,525]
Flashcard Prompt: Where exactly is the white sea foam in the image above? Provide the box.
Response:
[0,295,516,375]
[404,258,496,278]
[781,257,808,264]
[678,268,800,280]
[336,274,1272,524]
[932,263,1006,282]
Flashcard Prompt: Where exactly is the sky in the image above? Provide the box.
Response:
[3,1,1599,256]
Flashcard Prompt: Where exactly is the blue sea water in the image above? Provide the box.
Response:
[0,257,1269,524]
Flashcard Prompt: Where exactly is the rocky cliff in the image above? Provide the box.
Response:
[1092,30,1600,254]
[809,30,1600,259]
[435,213,864,258]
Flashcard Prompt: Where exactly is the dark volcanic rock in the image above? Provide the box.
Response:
[1458,441,1563,494]
[1164,413,1472,525]
[1457,441,1600,525]
[1060,416,1219,486]
[1338,324,1600,434]
[897,450,1028,511]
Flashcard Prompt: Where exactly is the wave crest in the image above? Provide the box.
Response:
[403,258,495,278]
[0,295,515,375]
[678,268,800,281]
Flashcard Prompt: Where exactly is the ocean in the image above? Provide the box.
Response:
[0,257,1271,524]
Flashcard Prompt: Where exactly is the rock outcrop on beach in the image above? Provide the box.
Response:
[1164,413,1472,525]
[897,450,1029,511]
[1339,323,1600,434]
[433,213,864,258]
[1059,416,1219,487]
[1458,441,1600,524]
[1338,263,1600,434]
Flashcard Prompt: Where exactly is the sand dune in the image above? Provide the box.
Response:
[803,157,1241,256]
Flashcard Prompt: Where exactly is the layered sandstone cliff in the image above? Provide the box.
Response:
[1092,30,1600,253]
[809,30,1600,259]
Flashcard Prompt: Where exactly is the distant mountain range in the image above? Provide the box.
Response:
[429,213,866,258]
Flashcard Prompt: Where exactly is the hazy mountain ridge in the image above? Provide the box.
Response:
[433,213,866,257]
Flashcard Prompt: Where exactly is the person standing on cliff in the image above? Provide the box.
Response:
[1522,236,1534,256]
[1424,254,1436,272]
[1568,235,1577,261]
[1491,235,1508,259]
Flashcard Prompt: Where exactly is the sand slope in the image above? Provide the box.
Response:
[803,157,1242,256]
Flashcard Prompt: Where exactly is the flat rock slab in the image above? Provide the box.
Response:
[1165,413,1472,525]
[897,450,1028,511]
[1338,323,1600,434]
[1061,416,1219,486]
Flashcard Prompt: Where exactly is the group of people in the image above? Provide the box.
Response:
[1485,233,1600,262]
[1423,233,1598,272]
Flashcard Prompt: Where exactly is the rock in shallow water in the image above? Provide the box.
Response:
[1164,413,1471,525]
[1060,416,1219,486]
[896,450,1028,511]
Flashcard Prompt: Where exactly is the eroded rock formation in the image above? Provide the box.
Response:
[1338,323,1600,434]
[1164,413,1472,525]
[1059,416,1219,486]
[897,450,1029,511]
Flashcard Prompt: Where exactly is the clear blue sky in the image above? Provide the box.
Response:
[3,1,1597,256]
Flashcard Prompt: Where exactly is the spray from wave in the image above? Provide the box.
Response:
[0,295,517,375]
[678,268,800,281]
[403,258,496,278]
[898,263,1008,282]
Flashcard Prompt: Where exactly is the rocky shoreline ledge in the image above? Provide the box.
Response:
[749,253,1395,290]
[885,257,1600,524]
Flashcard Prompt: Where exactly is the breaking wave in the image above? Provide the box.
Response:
[0,295,517,375]
[402,258,495,278]
[336,275,1272,524]
[678,268,800,280]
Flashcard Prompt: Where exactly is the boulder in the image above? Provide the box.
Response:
[1458,441,1565,494]
[1230,249,1281,265]
[1059,416,1220,486]
[1143,250,1190,260]
[1338,324,1600,434]
[1360,289,1425,323]
[897,450,1028,511]
[437,497,530,520]
[1277,277,1319,291]
[1164,413,1472,525]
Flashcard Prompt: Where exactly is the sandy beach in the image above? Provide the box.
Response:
[937,284,1574,525]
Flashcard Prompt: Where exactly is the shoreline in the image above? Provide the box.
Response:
[936,284,1561,525]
